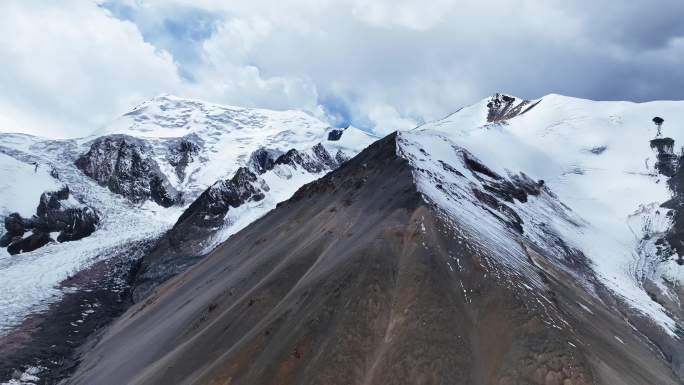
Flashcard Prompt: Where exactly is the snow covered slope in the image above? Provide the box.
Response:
[0,152,60,218]
[94,94,371,197]
[404,93,684,334]
[0,95,376,334]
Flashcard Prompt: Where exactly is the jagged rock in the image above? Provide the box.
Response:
[0,233,18,248]
[166,136,200,181]
[2,186,99,255]
[173,167,265,232]
[274,144,339,173]
[462,151,502,180]
[275,149,308,169]
[651,138,678,177]
[327,129,344,141]
[482,172,544,204]
[4,213,27,236]
[130,167,268,300]
[55,207,99,243]
[312,143,337,169]
[74,135,181,207]
[248,148,282,174]
[131,144,348,301]
[6,231,51,255]
[486,93,540,122]
[37,186,70,217]
[252,144,343,176]
[149,175,177,208]
[661,152,684,260]
[335,150,350,165]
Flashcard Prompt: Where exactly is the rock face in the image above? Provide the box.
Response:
[165,136,200,181]
[173,167,266,236]
[327,128,344,141]
[654,138,684,262]
[651,137,678,177]
[0,186,99,255]
[486,93,540,122]
[247,148,282,175]
[274,143,341,173]
[68,134,682,385]
[74,135,181,207]
[130,143,346,302]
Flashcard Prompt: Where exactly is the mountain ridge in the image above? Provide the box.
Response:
[3,92,684,384]
[67,132,683,385]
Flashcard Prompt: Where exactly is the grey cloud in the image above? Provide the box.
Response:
[1,0,683,137]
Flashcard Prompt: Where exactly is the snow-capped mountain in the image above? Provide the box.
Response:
[95,94,371,198]
[66,93,684,385]
[412,93,684,333]
[3,92,684,385]
[0,95,376,335]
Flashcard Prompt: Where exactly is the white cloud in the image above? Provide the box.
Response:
[366,104,418,134]
[0,0,682,138]
[351,0,457,30]
[0,1,186,138]
[183,16,322,114]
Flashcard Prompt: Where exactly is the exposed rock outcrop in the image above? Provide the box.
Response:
[130,167,268,300]
[661,149,684,262]
[486,93,540,122]
[327,128,344,141]
[74,135,181,207]
[173,167,266,234]
[130,143,346,302]
[651,137,678,177]
[1,186,99,255]
[274,143,340,173]
[165,135,200,182]
[248,148,283,175]
[647,134,684,263]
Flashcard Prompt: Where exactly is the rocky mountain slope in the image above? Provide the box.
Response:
[0,95,375,383]
[64,93,684,385]
[3,92,684,384]
[67,128,682,384]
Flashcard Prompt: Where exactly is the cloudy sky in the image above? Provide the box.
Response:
[1,0,683,138]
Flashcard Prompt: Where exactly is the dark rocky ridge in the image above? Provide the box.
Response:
[165,135,201,181]
[74,135,181,207]
[130,143,345,302]
[67,133,682,385]
[456,148,545,235]
[486,93,541,123]
[327,128,344,141]
[651,137,679,177]
[663,149,684,261]
[273,143,339,174]
[130,166,266,302]
[649,136,684,260]
[248,148,283,175]
[0,186,99,255]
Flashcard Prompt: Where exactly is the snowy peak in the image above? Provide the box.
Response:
[485,93,540,122]
[424,93,540,134]
[89,95,377,200]
[0,95,376,334]
[416,95,684,318]
[99,94,329,140]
